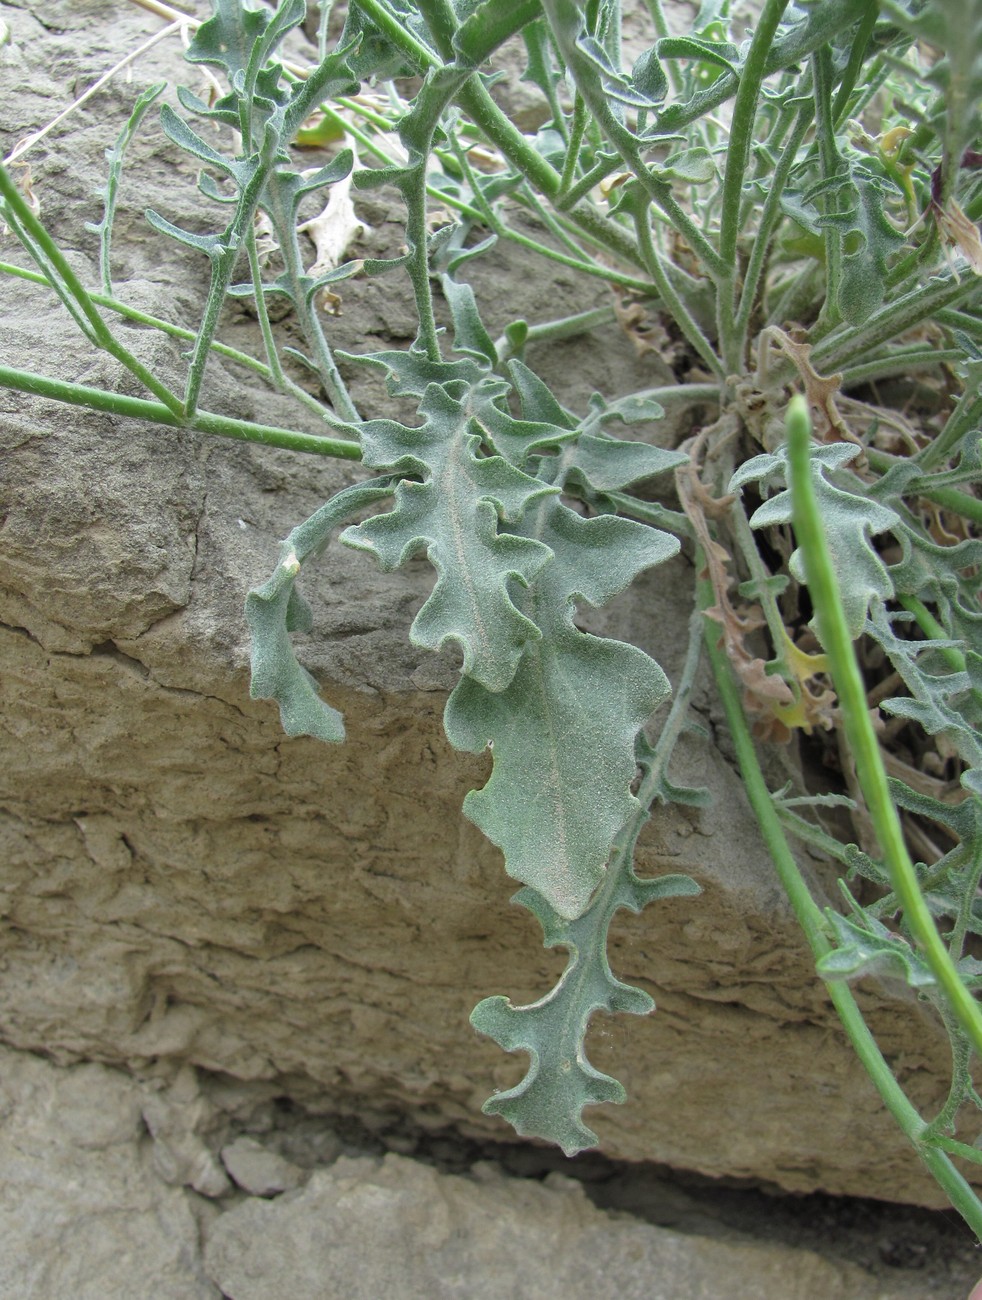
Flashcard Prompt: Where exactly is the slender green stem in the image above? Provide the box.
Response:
[557,156,623,213]
[636,604,705,805]
[719,0,791,269]
[0,162,184,416]
[558,93,590,198]
[0,364,362,460]
[349,0,439,68]
[787,395,982,1058]
[603,492,693,539]
[0,260,271,380]
[812,275,979,374]
[702,569,982,1237]
[914,387,982,472]
[263,177,361,421]
[949,843,982,967]
[734,98,814,365]
[810,45,844,331]
[523,20,568,140]
[864,449,982,527]
[831,0,878,128]
[633,199,726,380]
[898,596,968,675]
[493,305,614,360]
[727,498,797,682]
[243,229,342,425]
[839,348,963,388]
[717,0,790,374]
[937,309,982,344]
[245,225,290,390]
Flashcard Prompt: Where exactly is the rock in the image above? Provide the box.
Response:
[142,1067,232,1198]
[201,1151,907,1300]
[1,1045,942,1300]
[0,0,969,1212]
[0,1046,217,1299]
[221,1136,306,1196]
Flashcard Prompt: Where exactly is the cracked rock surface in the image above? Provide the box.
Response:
[0,1,976,1266]
[2,1044,958,1300]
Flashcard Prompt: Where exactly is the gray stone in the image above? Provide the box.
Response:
[1,1045,946,1300]
[202,1151,907,1300]
[0,1046,217,1299]
[221,1135,306,1196]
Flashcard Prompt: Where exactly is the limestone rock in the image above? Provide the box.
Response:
[0,1045,935,1300]
[201,1151,907,1300]
[221,1136,306,1197]
[0,1046,216,1299]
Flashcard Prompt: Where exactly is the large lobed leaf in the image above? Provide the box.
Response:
[445,500,679,919]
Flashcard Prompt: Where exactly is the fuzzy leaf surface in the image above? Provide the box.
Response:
[471,868,700,1153]
[736,442,901,638]
[341,373,558,692]
[247,480,399,743]
[445,502,679,918]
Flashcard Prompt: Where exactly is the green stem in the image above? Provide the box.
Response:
[0,162,184,416]
[0,260,271,380]
[717,0,790,374]
[0,364,362,460]
[914,388,982,472]
[558,93,590,198]
[831,0,878,127]
[838,348,962,388]
[897,595,968,675]
[786,395,982,1058]
[556,156,622,213]
[811,274,978,374]
[701,570,982,1237]
[810,44,844,331]
[350,0,439,68]
[734,97,815,372]
[243,229,341,425]
[633,199,725,381]
[493,305,614,360]
[864,449,982,527]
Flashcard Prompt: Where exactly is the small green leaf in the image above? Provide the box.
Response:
[741,442,900,638]
[247,480,399,744]
[817,910,936,989]
[655,146,718,185]
[472,869,699,1153]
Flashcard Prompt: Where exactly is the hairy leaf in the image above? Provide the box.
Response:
[445,501,679,918]
[735,442,901,638]
[247,479,399,743]
[818,909,936,988]
[471,867,699,1153]
[340,374,559,692]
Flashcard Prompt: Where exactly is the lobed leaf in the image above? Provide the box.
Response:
[817,910,936,988]
[471,867,700,1154]
[247,480,400,743]
[445,502,679,918]
[340,374,559,692]
[735,441,901,638]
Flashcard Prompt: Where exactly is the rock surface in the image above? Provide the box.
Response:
[0,1044,943,1300]
[0,0,972,1223]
